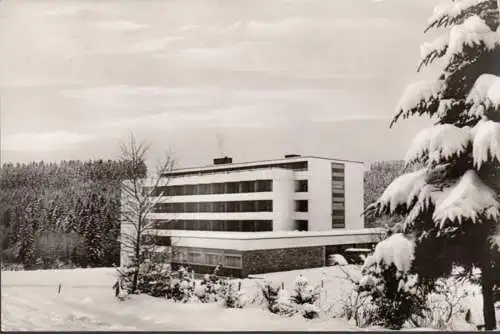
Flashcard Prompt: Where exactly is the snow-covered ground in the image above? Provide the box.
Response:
[1,265,490,331]
[1,266,358,331]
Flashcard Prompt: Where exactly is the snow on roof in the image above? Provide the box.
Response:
[395,80,444,120]
[376,169,428,214]
[446,15,499,59]
[433,170,500,227]
[472,120,500,168]
[405,124,471,165]
[364,233,415,273]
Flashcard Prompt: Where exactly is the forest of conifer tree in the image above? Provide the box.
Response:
[0,159,146,269]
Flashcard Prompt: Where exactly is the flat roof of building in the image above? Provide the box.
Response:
[151,228,383,251]
[153,228,382,240]
[164,155,365,177]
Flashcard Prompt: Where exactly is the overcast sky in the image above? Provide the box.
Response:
[0,0,441,168]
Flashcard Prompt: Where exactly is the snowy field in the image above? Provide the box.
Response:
[1,265,490,331]
[1,266,359,331]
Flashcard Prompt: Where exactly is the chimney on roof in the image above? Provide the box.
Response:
[213,156,233,165]
[284,154,301,159]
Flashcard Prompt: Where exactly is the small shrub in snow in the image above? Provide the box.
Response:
[261,282,297,316]
[290,274,321,305]
[219,280,247,309]
[168,266,196,303]
[197,266,224,303]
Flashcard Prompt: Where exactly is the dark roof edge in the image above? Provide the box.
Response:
[163,155,365,175]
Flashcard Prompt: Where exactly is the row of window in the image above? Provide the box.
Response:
[152,200,273,213]
[146,179,309,197]
[165,161,309,178]
[331,163,346,228]
[173,248,243,268]
[152,219,273,232]
[148,180,273,197]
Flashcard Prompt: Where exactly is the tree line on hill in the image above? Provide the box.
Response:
[0,159,146,269]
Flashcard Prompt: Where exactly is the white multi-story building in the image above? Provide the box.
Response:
[147,155,365,232]
[121,155,381,277]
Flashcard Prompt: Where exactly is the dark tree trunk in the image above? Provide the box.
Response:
[481,261,497,330]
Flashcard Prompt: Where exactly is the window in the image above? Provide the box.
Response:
[241,201,256,212]
[242,220,256,232]
[213,183,225,194]
[153,235,171,246]
[173,249,187,262]
[224,255,242,268]
[212,220,224,231]
[295,180,308,192]
[188,252,203,264]
[332,202,344,210]
[256,220,273,231]
[332,162,345,229]
[184,202,196,213]
[256,180,272,192]
[295,220,308,231]
[257,200,273,212]
[205,253,222,266]
[241,181,256,193]
[226,182,239,193]
[295,200,308,212]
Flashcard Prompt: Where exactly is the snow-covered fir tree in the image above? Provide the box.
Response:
[365,0,500,329]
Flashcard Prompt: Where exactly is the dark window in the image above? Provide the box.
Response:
[241,181,256,193]
[213,183,225,194]
[295,200,308,212]
[241,201,256,212]
[199,183,210,195]
[212,220,224,231]
[227,182,239,193]
[256,180,272,192]
[257,200,273,212]
[153,235,171,246]
[256,220,273,231]
[242,220,256,232]
[184,202,195,213]
[295,180,308,192]
[295,220,308,231]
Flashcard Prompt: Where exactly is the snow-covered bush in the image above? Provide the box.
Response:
[290,274,321,305]
[290,274,321,319]
[168,266,196,302]
[197,265,224,303]
[261,276,323,319]
[261,281,297,316]
[219,280,247,309]
[413,276,470,330]
[356,234,428,329]
[117,259,172,297]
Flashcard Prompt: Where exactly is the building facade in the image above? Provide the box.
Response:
[121,155,379,277]
[147,155,365,232]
